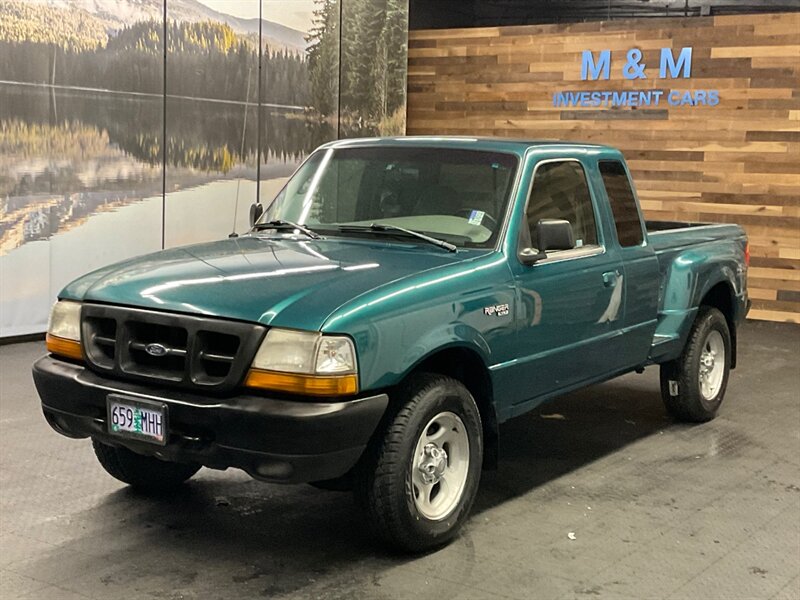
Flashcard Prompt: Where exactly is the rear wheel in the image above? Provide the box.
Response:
[355,373,483,552]
[92,439,200,490]
[660,307,732,423]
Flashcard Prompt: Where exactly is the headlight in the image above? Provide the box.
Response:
[46,301,83,360]
[246,329,358,395]
[251,329,321,374]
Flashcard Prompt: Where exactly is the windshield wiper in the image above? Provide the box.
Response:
[252,219,320,239]
[339,223,457,253]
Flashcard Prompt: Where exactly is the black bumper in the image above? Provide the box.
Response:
[32,356,388,484]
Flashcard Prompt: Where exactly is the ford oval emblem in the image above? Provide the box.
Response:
[145,343,169,357]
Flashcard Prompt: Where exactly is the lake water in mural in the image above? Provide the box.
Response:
[0,83,327,335]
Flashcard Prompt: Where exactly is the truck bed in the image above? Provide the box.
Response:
[646,220,746,254]
[645,219,748,362]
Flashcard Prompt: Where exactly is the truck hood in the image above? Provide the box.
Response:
[62,235,485,331]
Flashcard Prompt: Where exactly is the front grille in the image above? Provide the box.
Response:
[81,304,266,392]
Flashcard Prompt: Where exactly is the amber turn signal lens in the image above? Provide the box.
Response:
[244,369,358,396]
[46,334,83,361]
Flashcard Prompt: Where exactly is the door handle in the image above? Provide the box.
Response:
[602,270,620,287]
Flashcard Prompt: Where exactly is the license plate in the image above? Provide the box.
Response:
[107,394,168,445]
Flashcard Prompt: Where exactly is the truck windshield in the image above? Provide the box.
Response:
[257,146,518,249]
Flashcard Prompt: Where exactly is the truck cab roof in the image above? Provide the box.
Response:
[320,136,619,158]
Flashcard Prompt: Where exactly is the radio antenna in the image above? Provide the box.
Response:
[230,65,253,238]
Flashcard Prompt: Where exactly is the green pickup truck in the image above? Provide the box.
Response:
[33,137,749,551]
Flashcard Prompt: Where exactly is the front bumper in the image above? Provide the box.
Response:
[32,355,388,484]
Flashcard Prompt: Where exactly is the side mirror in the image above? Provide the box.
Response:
[249,203,264,228]
[535,219,575,252]
[520,219,575,265]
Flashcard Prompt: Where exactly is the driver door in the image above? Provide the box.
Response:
[509,159,626,406]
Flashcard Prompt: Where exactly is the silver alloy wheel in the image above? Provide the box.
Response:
[410,411,470,521]
[699,329,725,401]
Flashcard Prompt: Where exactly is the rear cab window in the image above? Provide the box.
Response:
[598,160,645,247]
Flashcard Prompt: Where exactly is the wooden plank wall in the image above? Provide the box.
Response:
[406,12,800,323]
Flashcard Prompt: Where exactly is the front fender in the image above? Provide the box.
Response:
[348,297,514,392]
[398,327,492,382]
[321,254,516,392]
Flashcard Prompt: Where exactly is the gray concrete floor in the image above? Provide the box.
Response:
[1,322,798,600]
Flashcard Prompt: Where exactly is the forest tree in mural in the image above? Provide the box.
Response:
[0,5,308,106]
[306,0,408,134]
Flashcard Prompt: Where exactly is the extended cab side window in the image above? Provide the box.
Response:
[526,161,598,250]
[599,160,644,247]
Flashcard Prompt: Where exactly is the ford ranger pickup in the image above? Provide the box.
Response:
[32,138,749,551]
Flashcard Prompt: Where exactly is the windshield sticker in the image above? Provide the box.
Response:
[468,210,485,226]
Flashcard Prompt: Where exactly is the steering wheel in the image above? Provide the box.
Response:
[454,209,498,229]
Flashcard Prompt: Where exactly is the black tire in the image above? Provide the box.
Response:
[660,306,732,423]
[92,439,200,490]
[354,373,483,553]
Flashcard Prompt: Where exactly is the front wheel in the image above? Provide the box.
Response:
[355,373,483,552]
[660,306,732,423]
[92,439,201,490]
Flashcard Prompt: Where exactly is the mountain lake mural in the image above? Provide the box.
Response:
[0,0,409,336]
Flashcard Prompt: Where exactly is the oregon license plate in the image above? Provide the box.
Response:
[107,394,168,445]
